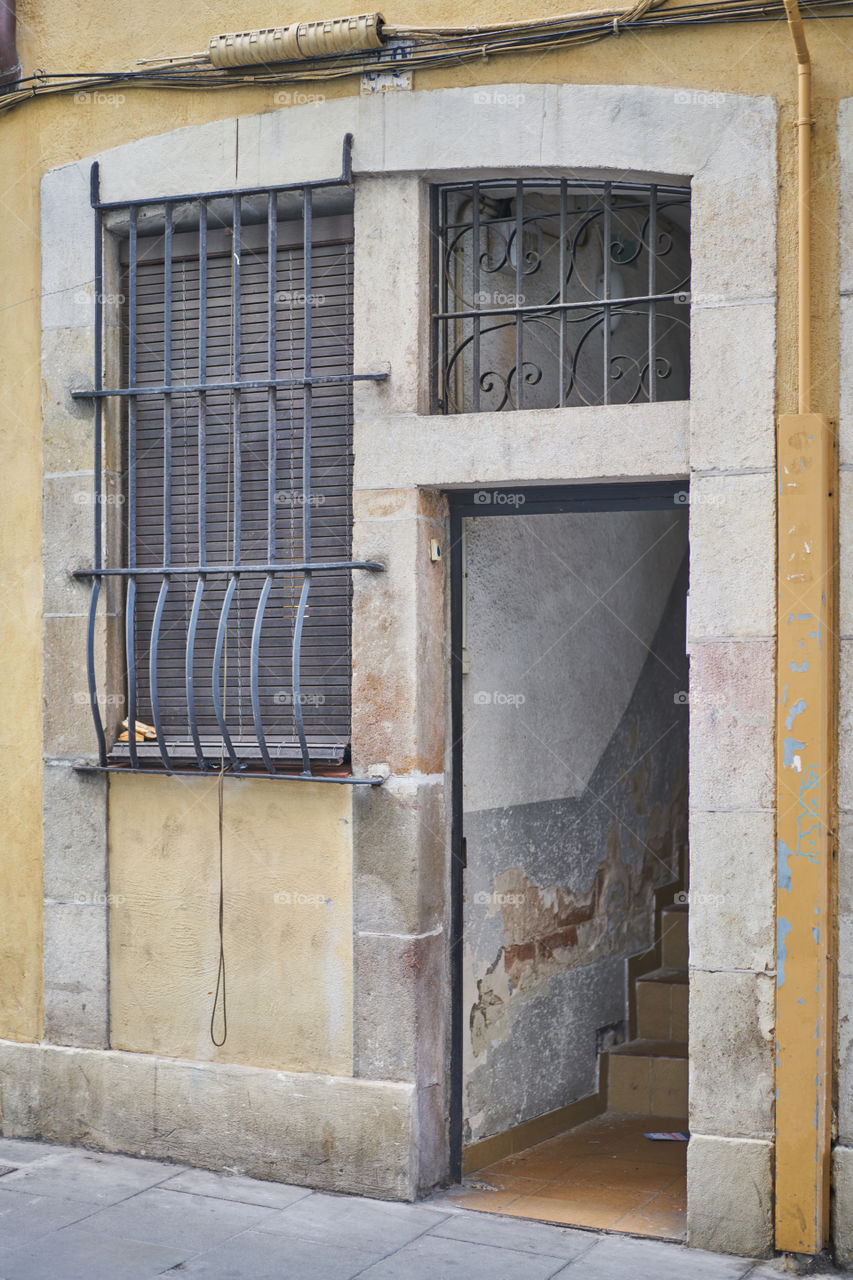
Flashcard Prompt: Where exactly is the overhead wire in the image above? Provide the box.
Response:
[2,0,853,115]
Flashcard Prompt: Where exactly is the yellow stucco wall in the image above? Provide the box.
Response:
[108,775,354,1072]
[1,0,851,1050]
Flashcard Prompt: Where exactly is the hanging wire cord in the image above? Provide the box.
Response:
[2,0,853,114]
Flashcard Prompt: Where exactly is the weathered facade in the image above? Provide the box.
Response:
[1,0,853,1263]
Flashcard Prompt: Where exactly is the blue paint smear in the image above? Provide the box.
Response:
[778,918,792,987]
[777,838,796,892]
[797,997,806,1005]
[813,927,820,944]
[791,661,809,672]
[784,737,806,767]
[786,699,807,730]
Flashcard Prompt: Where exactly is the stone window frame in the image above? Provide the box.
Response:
[41,83,779,1227]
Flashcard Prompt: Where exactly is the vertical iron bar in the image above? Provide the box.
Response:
[558,178,567,408]
[648,185,658,403]
[149,201,174,773]
[251,190,278,773]
[88,162,107,765]
[472,182,481,414]
[449,504,465,1180]
[186,198,208,770]
[515,179,524,410]
[603,182,612,406]
[232,195,242,570]
[126,204,139,769]
[293,186,313,775]
[430,184,441,413]
[212,578,241,771]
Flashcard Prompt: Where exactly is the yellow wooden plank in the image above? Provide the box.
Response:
[775,412,835,1253]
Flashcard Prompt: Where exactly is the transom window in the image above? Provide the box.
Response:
[431,179,691,414]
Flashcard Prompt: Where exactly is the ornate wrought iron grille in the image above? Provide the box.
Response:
[74,135,387,782]
[431,179,691,414]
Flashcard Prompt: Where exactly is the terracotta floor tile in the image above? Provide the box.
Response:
[553,1157,682,1194]
[442,1186,525,1212]
[612,1204,687,1240]
[503,1185,652,1231]
[483,1151,582,1180]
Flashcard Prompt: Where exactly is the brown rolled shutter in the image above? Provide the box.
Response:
[126,219,354,763]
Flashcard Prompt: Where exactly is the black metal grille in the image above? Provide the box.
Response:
[74,135,387,782]
[431,179,691,414]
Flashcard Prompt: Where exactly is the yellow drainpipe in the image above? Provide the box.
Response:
[775,0,835,1253]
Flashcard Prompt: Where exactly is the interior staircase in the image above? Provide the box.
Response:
[604,902,689,1118]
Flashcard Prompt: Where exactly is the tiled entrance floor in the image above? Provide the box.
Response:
[439,1112,688,1241]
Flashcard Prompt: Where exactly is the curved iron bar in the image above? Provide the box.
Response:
[292,576,313,776]
[149,578,174,773]
[250,575,275,774]
[125,577,139,770]
[185,576,209,771]
[211,575,242,772]
[86,579,108,766]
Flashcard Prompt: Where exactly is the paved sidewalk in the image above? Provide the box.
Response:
[0,1138,844,1279]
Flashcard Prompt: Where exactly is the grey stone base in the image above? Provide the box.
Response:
[687,1133,773,1257]
[0,1040,417,1200]
[833,1144,853,1267]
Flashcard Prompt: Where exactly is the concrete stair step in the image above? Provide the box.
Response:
[661,903,688,969]
[606,1039,688,1116]
[636,967,688,1042]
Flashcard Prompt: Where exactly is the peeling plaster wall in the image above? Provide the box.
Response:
[462,511,688,1144]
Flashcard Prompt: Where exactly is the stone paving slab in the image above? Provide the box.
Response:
[0,1138,846,1279]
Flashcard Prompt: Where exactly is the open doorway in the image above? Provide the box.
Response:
[446,483,690,1240]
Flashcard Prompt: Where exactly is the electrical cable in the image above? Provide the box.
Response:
[2,0,853,115]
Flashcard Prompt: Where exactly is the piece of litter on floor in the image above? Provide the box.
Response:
[644,1131,689,1141]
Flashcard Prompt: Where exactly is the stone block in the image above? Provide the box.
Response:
[833,1143,853,1266]
[42,473,100,617]
[351,499,446,776]
[43,903,108,1049]
[42,614,107,760]
[41,162,95,331]
[354,927,446,1085]
[354,401,690,493]
[841,297,853,467]
[689,970,774,1139]
[689,641,774,811]
[839,641,853,811]
[353,176,427,416]
[690,305,776,472]
[0,1040,417,1200]
[42,762,107,902]
[688,472,775,639]
[841,471,853,636]
[41,327,97,476]
[353,774,447,935]
[688,811,775,973]
[687,1133,773,1256]
[98,118,238,205]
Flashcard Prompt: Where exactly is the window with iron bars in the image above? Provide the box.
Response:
[431,179,691,414]
[74,136,387,782]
